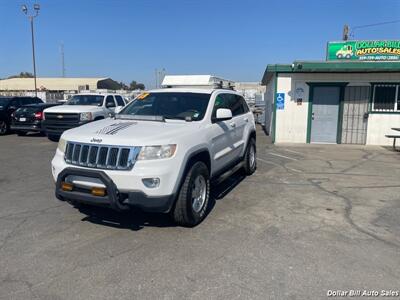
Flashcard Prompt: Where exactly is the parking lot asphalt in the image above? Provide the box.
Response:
[1,129,400,300]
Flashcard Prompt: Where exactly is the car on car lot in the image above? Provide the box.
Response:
[11,103,60,136]
[51,88,257,227]
[0,96,43,135]
[43,93,126,142]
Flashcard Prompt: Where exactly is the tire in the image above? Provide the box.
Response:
[47,134,60,142]
[0,121,9,135]
[345,54,351,59]
[337,54,343,59]
[17,131,27,136]
[243,138,257,175]
[173,161,210,227]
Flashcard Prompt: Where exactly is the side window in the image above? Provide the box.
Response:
[212,94,230,121]
[23,98,33,104]
[33,97,43,104]
[228,94,244,116]
[10,99,20,108]
[115,95,125,106]
[105,96,116,108]
[237,95,249,113]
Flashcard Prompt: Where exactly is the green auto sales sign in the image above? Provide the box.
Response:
[327,40,400,61]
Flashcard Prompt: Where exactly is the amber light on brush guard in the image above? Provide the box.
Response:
[61,182,73,191]
[91,187,106,197]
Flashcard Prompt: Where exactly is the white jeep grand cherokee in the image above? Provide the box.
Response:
[52,88,257,226]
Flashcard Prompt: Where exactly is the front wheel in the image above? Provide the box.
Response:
[0,121,9,135]
[172,161,210,227]
[244,138,257,175]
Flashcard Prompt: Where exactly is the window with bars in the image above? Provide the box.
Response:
[372,84,400,112]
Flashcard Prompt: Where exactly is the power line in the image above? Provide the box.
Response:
[350,19,400,37]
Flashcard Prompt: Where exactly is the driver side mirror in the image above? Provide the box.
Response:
[215,108,232,121]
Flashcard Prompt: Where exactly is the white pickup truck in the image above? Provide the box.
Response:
[51,88,257,226]
[43,93,126,141]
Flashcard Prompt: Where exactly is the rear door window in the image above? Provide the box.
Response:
[237,95,250,113]
[115,95,125,106]
[105,96,116,108]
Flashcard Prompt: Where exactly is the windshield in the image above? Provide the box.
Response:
[0,98,11,109]
[67,95,104,106]
[119,92,211,121]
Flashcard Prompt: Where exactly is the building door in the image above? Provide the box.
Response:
[310,86,340,143]
[341,86,370,145]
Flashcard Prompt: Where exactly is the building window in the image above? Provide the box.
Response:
[372,84,399,112]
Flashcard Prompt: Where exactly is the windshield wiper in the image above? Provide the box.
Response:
[162,115,188,121]
[115,114,165,122]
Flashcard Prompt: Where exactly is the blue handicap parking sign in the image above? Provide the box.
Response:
[276,93,285,110]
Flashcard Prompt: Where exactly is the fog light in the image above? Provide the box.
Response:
[92,187,106,197]
[142,178,160,188]
[61,182,73,191]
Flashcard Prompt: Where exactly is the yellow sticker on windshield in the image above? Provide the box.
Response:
[137,93,150,100]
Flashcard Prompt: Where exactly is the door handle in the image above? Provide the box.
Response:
[229,122,236,128]
[311,112,315,120]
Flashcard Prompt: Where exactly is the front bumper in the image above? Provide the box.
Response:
[55,167,176,213]
[43,120,89,135]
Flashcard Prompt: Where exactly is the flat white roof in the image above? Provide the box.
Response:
[0,77,108,91]
[161,75,234,87]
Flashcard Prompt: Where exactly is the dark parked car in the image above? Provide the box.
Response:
[11,103,60,136]
[0,96,43,135]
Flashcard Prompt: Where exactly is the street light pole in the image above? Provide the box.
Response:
[21,4,40,97]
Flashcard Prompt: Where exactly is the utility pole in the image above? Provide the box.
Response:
[21,4,40,97]
[342,24,349,41]
[155,69,158,89]
[60,42,66,77]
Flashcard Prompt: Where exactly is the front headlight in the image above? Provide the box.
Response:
[138,144,177,160]
[57,137,67,153]
[80,112,93,121]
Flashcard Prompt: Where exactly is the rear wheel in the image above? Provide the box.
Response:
[47,134,60,142]
[243,138,257,175]
[0,121,9,135]
[173,161,210,227]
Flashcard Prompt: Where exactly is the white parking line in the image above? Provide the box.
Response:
[257,157,302,173]
[268,152,298,161]
[257,157,281,167]
[281,148,303,155]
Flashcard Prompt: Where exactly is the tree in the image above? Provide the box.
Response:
[7,72,34,79]
[129,80,145,90]
[136,83,145,90]
[119,81,129,90]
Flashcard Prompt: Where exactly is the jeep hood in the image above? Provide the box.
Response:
[44,105,102,113]
[62,118,200,146]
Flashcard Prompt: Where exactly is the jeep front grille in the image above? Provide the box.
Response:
[65,142,140,170]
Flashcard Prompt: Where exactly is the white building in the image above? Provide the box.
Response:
[262,61,400,145]
[0,77,121,102]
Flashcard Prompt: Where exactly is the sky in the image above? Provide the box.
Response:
[0,0,399,88]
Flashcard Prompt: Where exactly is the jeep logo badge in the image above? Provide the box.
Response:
[57,115,63,119]
[90,138,102,143]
